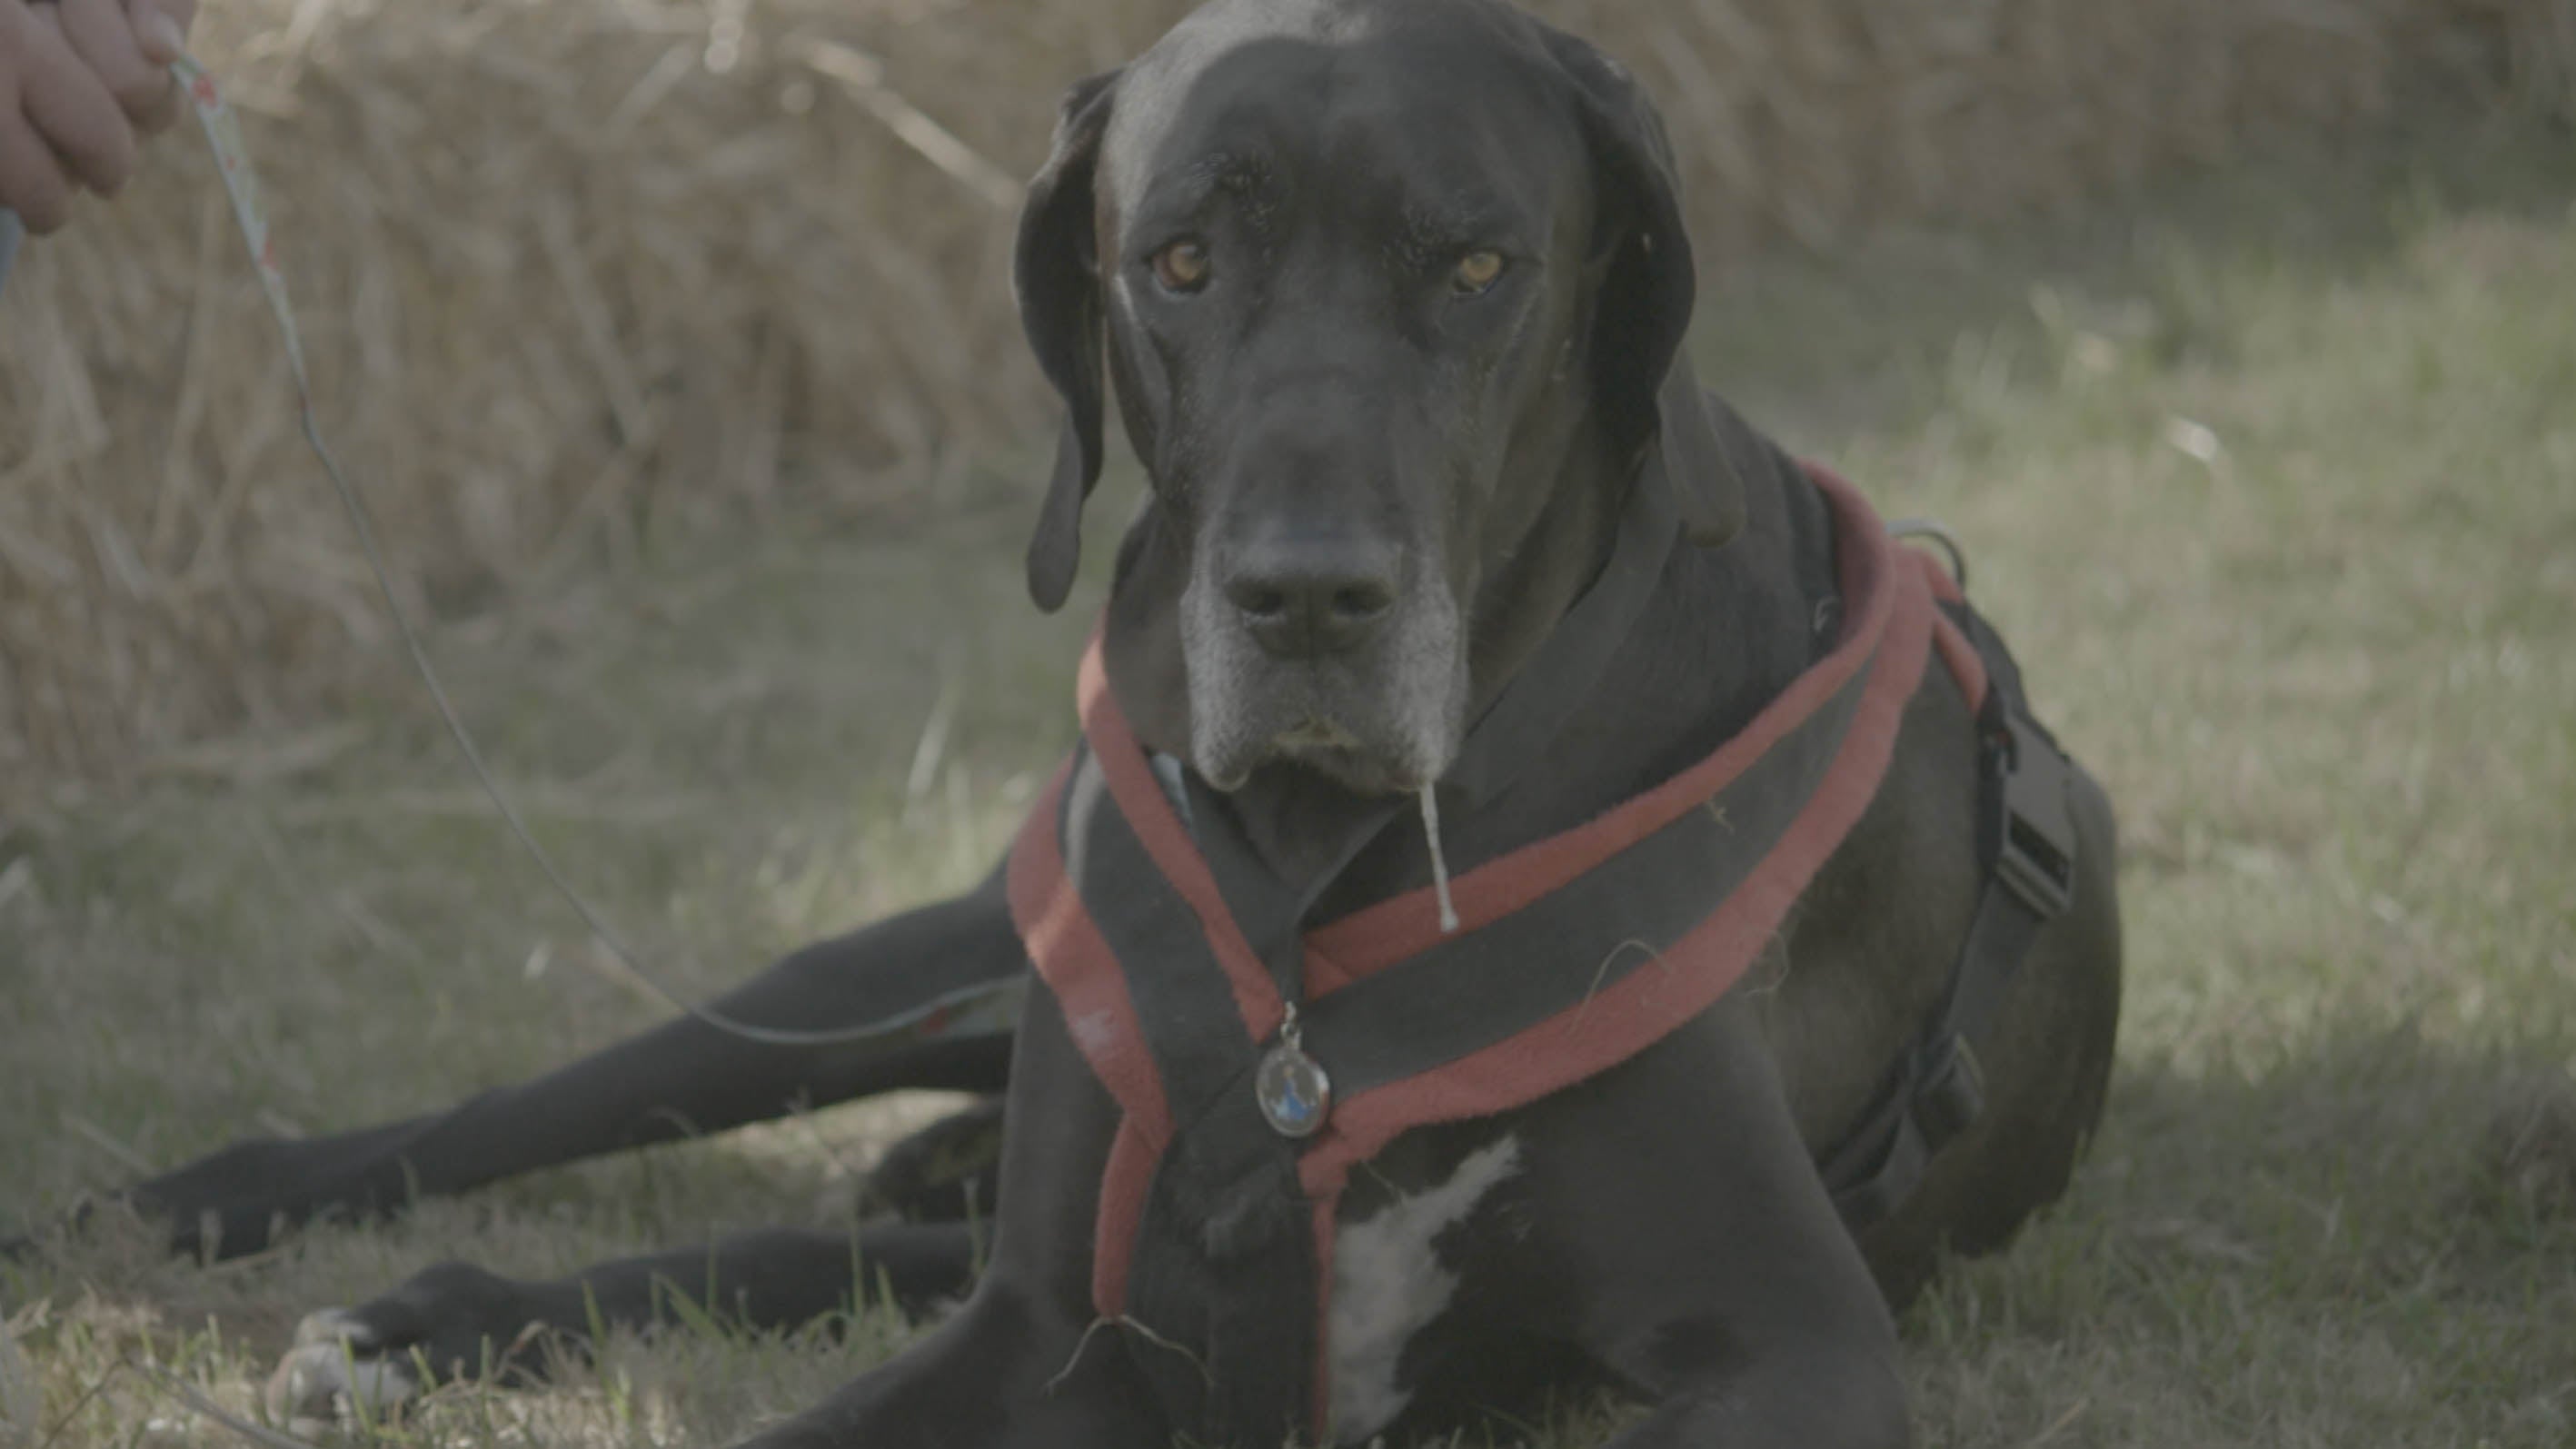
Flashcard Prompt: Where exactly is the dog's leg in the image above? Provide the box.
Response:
[1523,1001,1912,1449]
[264,1222,980,1425]
[731,1285,1161,1449]
[86,861,1025,1262]
[730,981,1162,1449]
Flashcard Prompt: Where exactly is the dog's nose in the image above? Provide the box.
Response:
[1223,539,1399,659]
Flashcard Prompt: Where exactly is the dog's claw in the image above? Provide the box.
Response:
[266,1309,417,1430]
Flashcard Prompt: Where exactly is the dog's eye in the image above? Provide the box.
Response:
[1452,250,1507,295]
[1152,240,1212,293]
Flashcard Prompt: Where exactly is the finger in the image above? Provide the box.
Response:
[59,0,169,130]
[19,3,137,196]
[126,73,180,137]
[126,0,201,134]
[0,98,79,233]
[2,5,87,229]
[128,0,199,68]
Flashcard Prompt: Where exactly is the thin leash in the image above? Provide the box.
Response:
[7,57,1019,1049]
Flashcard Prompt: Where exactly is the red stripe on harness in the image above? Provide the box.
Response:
[1292,467,1939,1432]
[1007,760,1175,1315]
[1305,465,1925,975]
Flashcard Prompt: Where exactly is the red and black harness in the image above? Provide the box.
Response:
[1005,462,2079,1445]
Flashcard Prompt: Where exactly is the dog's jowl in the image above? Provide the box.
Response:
[66,3,2124,1446]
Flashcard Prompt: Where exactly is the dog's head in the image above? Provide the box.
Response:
[1016,0,1743,795]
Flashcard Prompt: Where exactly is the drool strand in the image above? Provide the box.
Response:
[1418,784,1460,934]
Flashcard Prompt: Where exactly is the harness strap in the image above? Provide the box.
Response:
[1819,599,2079,1228]
[1017,461,1943,1444]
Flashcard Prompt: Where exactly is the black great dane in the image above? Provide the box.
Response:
[36,2,2125,1444]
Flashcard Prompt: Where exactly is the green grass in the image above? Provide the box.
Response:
[5,117,2575,1448]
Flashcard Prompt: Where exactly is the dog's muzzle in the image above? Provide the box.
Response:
[1182,535,1465,795]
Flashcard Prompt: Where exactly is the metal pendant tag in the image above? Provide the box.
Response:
[1256,1014,1331,1139]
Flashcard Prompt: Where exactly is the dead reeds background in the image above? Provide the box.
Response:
[2,0,2566,795]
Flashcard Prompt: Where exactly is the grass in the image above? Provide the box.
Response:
[5,116,2575,1448]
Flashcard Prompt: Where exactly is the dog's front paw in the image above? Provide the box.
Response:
[266,1308,423,1432]
[115,1120,441,1262]
[264,1262,568,1430]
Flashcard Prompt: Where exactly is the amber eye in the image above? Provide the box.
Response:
[1452,250,1506,294]
[1152,239,1211,293]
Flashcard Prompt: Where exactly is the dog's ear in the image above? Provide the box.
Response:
[1540,32,1745,549]
[1015,67,1123,612]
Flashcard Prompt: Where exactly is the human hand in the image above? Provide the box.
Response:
[67,0,202,136]
[1,0,200,233]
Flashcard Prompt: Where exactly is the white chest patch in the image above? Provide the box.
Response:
[1327,1135,1523,1444]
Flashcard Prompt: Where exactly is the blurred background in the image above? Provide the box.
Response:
[2,4,2571,1447]
[2,0,2567,789]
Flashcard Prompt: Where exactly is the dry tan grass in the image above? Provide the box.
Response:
[0,0,2568,793]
